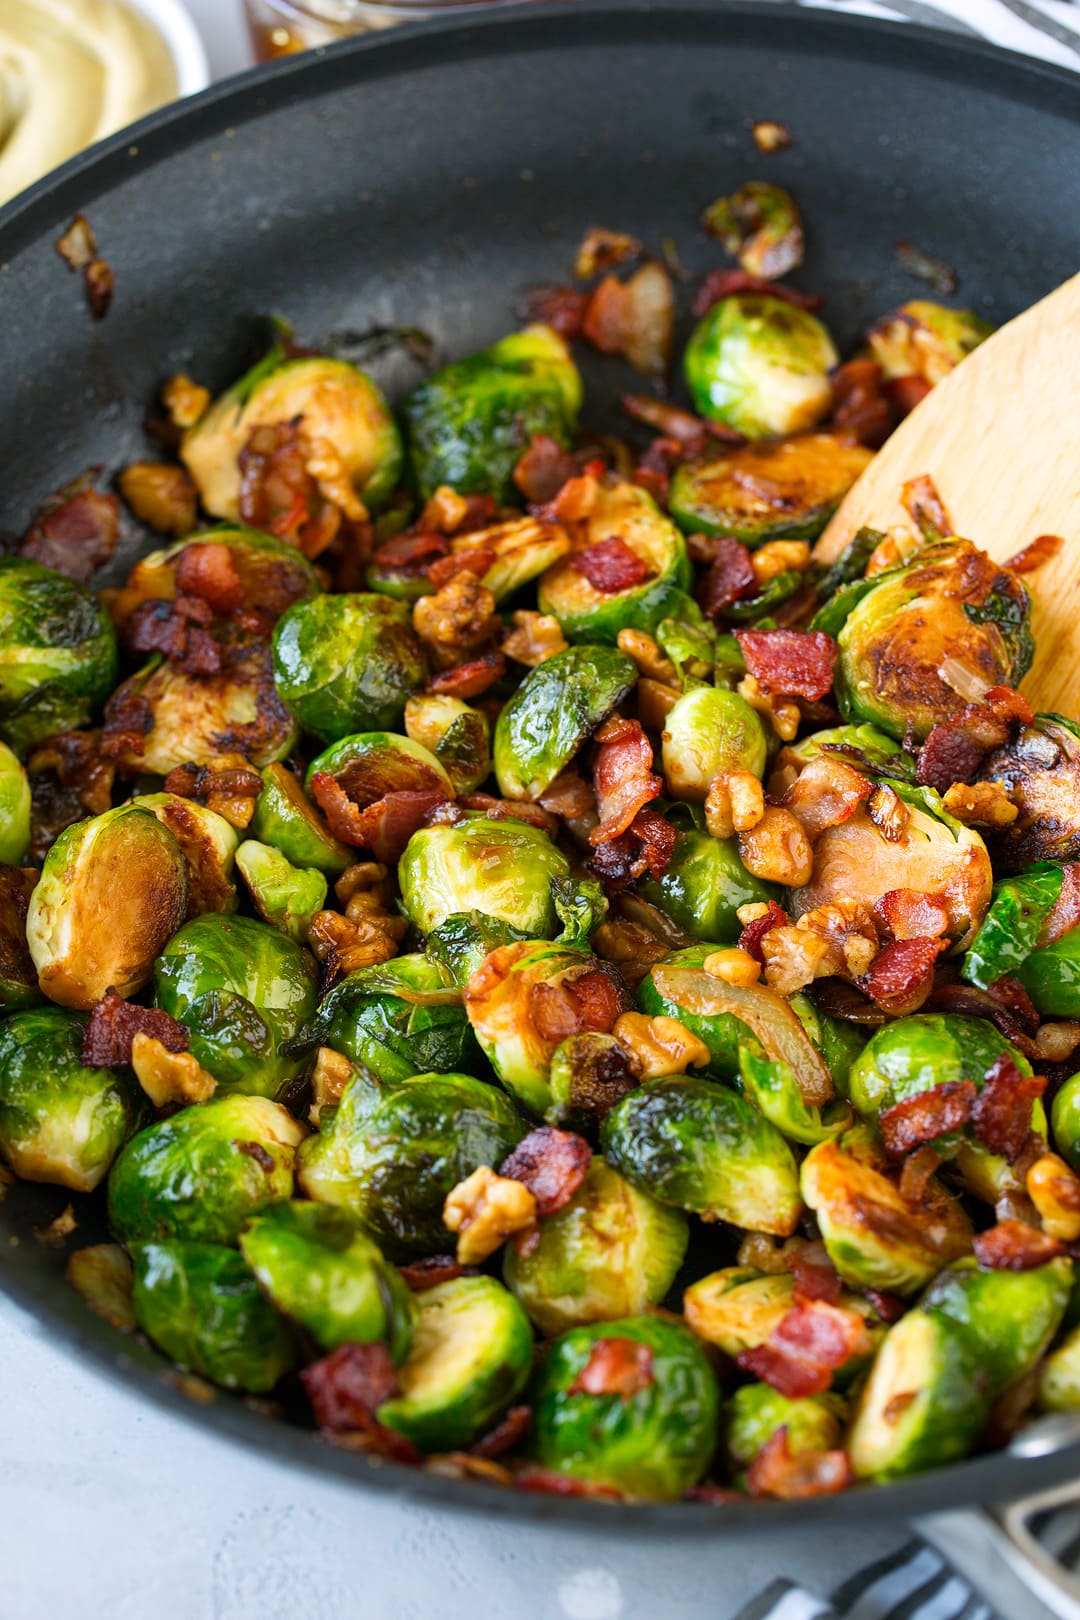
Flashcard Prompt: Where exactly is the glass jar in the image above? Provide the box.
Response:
[245,0,539,60]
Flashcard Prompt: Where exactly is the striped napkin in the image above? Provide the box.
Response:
[798,0,1080,70]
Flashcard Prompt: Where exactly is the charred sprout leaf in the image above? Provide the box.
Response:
[962,863,1064,991]
[701,183,805,281]
[815,528,884,604]
[0,865,45,1013]
[980,716,1080,873]
[235,840,327,941]
[0,558,117,756]
[399,816,573,939]
[552,876,607,948]
[67,1243,137,1333]
[494,644,636,801]
[424,910,531,988]
[684,294,837,440]
[273,594,426,746]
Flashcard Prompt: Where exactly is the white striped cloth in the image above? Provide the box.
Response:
[798,0,1080,70]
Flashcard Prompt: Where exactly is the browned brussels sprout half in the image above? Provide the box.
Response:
[0,559,117,756]
[977,716,1080,873]
[405,694,491,795]
[867,301,993,386]
[670,434,872,546]
[494,644,636,800]
[701,182,804,280]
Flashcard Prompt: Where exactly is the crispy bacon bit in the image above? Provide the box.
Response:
[126,596,223,675]
[972,1056,1046,1164]
[239,422,343,559]
[512,435,580,504]
[174,542,245,614]
[698,537,757,619]
[1004,533,1064,576]
[928,982,1041,1064]
[426,652,506,700]
[879,1080,975,1157]
[873,889,950,942]
[581,262,675,380]
[738,1301,872,1398]
[99,691,153,763]
[588,806,677,888]
[791,1244,842,1305]
[515,1468,622,1500]
[84,258,116,320]
[517,283,589,338]
[860,936,949,1016]
[311,774,450,863]
[747,1429,853,1501]
[118,463,198,539]
[469,1406,533,1460]
[82,990,189,1069]
[21,478,120,583]
[885,375,933,418]
[371,530,450,583]
[916,686,1034,791]
[632,805,677,877]
[736,628,837,701]
[751,119,793,153]
[895,239,958,297]
[458,794,558,837]
[987,975,1040,1033]
[571,537,650,595]
[866,1289,907,1325]
[574,226,643,280]
[537,765,596,820]
[301,1343,421,1465]
[693,269,823,319]
[398,1256,467,1291]
[621,393,743,449]
[569,1338,655,1399]
[1042,865,1080,945]
[425,547,496,591]
[530,969,628,1045]
[830,359,894,448]
[500,1127,592,1217]
[865,782,912,844]
[973,1220,1064,1272]
[781,755,870,840]
[590,717,662,844]
[738,899,788,964]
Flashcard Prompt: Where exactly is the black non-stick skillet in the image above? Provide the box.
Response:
[2,0,1080,1583]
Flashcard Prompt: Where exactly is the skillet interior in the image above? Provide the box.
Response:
[1,0,1079,1529]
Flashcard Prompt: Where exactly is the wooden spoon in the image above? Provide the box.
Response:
[814,273,1080,717]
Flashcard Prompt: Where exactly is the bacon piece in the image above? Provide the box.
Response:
[865,1288,906,1324]
[632,806,677,878]
[735,628,838,701]
[781,755,871,839]
[517,284,589,338]
[513,435,580,504]
[301,1343,421,1464]
[238,421,360,560]
[570,537,649,595]
[126,596,223,675]
[99,691,153,762]
[791,1243,842,1306]
[590,717,662,845]
[746,1429,852,1501]
[698,537,757,619]
[621,393,743,449]
[370,530,449,582]
[860,936,949,1015]
[568,1339,655,1399]
[425,547,497,591]
[972,1055,1046,1164]
[738,900,789,964]
[425,652,506,700]
[398,1256,468,1291]
[884,375,932,419]
[515,1467,622,1500]
[1040,864,1080,946]
[973,1220,1064,1271]
[866,783,911,844]
[500,1127,592,1217]
[873,889,950,942]
[587,808,676,888]
[458,795,558,837]
[582,263,675,380]
[310,774,450,863]
[737,1301,872,1398]
[987,975,1040,1034]
[530,968,628,1044]
[84,258,116,321]
[82,989,189,1069]
[469,1405,533,1459]
[693,269,824,318]
[916,686,1035,791]
[878,1080,975,1157]
[898,1144,942,1207]
[1005,533,1064,575]
[21,483,119,583]
[174,542,245,615]
[684,1483,741,1505]
[537,765,596,819]
[829,358,893,448]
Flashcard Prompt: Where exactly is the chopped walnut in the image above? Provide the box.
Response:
[941,781,1019,827]
[131,1034,217,1108]
[703,947,761,986]
[335,861,393,905]
[761,899,878,996]
[613,1012,710,1080]
[308,908,406,981]
[310,1045,355,1125]
[636,678,681,730]
[705,769,765,840]
[35,1204,78,1247]
[737,901,773,926]
[1033,1022,1080,1063]
[305,437,368,523]
[421,485,471,534]
[737,1231,811,1273]
[737,674,800,743]
[616,628,676,684]
[738,806,813,886]
[867,783,911,843]
[414,574,500,670]
[502,610,568,667]
[443,1166,538,1265]
[118,462,198,538]
[750,120,793,153]
[1026,1153,1080,1242]
[751,540,812,587]
[162,374,211,431]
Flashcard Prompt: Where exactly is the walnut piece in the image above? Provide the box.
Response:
[310,1045,355,1126]
[613,1012,710,1080]
[616,628,676,684]
[1027,1153,1080,1242]
[702,947,762,986]
[162,374,211,430]
[443,1166,538,1264]
[738,806,813,885]
[502,610,568,667]
[941,781,1019,827]
[750,540,811,586]
[737,674,800,743]
[705,769,765,839]
[131,1034,217,1107]
[118,462,198,538]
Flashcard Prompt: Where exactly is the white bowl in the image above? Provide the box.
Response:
[123,0,211,97]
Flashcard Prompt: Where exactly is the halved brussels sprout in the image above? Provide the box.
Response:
[961,862,1063,991]
[529,1315,720,1501]
[404,324,582,503]
[684,1266,795,1356]
[737,1047,851,1146]
[1051,1072,1080,1172]
[239,1200,415,1360]
[977,717,1080,873]
[638,813,776,941]
[0,558,117,756]
[801,1128,972,1295]
[405,694,491,795]
[684,294,838,440]
[0,742,30,865]
[27,805,188,1009]
[848,1308,990,1481]
[537,481,693,642]
[132,792,239,917]
[378,1276,534,1452]
[235,841,326,941]
[0,866,43,1012]
[425,910,530,988]
[305,731,454,851]
[297,1067,525,1258]
[601,1074,801,1235]
[0,1006,142,1191]
[493,644,636,801]
[1039,1322,1080,1412]
[399,816,572,939]
[464,941,631,1116]
[867,301,993,386]
[287,953,480,1083]
[111,526,320,627]
[108,1094,304,1245]
[504,1156,688,1336]
[726,1384,845,1485]
[661,687,768,801]
[1017,925,1080,1020]
[669,435,872,546]
[546,1031,639,1131]
[182,353,403,519]
[105,630,298,775]
[154,913,318,1097]
[921,1256,1072,1398]
[835,540,1032,742]
[132,1241,297,1393]
[272,594,426,745]
[250,762,353,876]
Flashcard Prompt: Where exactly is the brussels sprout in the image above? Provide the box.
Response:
[660,687,768,801]
[305,731,453,851]
[273,594,426,745]
[801,1128,972,1295]
[404,324,581,503]
[0,742,30,865]
[726,1384,845,1484]
[405,694,491,795]
[546,1032,638,1131]
[1051,1074,1080,1172]
[493,644,636,801]
[921,1257,1072,1398]
[737,1047,852,1146]
[108,1094,304,1246]
[154,913,318,1097]
[235,841,327,941]
[503,1156,688,1335]
[0,1006,142,1191]
[113,526,319,626]
[464,941,630,1115]
[684,294,838,440]
[0,558,117,755]
[529,1315,719,1500]
[105,631,298,775]
[239,1200,415,1360]
[287,953,480,1083]
[867,301,993,386]
[132,1241,297,1393]
[132,792,239,917]
[816,529,884,606]
[1038,1322,1080,1411]
[399,816,572,938]
[0,866,43,1012]
[297,1067,525,1258]
[781,723,903,771]
[638,813,776,941]
[669,435,872,547]
[977,716,1080,873]
[601,1074,801,1235]
[378,1276,534,1452]
[961,864,1063,992]
[684,1266,796,1356]
[250,763,353,876]
[27,806,188,1009]
[181,352,403,519]
[1017,926,1080,1020]
[848,1308,990,1481]
[835,540,1032,742]
[790,992,867,1097]
[425,910,530,988]
[702,181,804,280]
